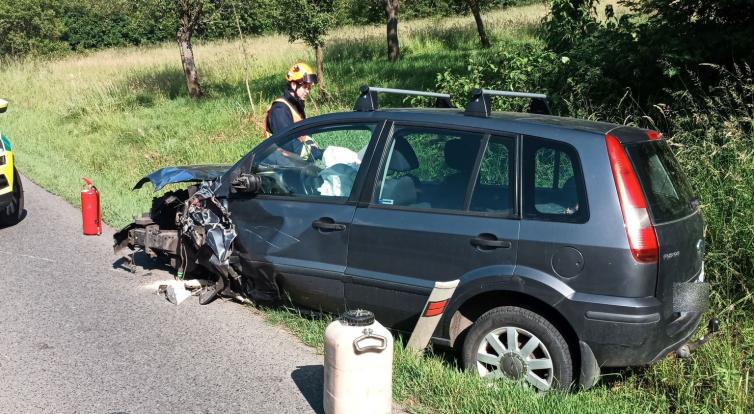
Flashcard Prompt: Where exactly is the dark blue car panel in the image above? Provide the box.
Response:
[134,164,230,191]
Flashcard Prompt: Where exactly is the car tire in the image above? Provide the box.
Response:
[0,167,24,226]
[462,306,573,392]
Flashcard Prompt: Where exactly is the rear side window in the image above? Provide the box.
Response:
[374,127,485,211]
[523,137,588,222]
[372,126,516,215]
[470,137,515,214]
[625,141,696,223]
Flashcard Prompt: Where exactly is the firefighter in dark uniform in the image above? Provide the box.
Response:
[264,62,323,161]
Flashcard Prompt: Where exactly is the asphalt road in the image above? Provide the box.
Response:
[0,177,326,413]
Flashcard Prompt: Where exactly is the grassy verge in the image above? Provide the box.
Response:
[1,1,751,413]
[263,304,752,413]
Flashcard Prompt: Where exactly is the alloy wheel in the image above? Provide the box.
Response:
[475,326,554,392]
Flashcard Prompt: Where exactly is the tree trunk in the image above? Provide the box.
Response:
[385,0,400,62]
[176,0,203,98]
[467,0,491,48]
[315,44,329,99]
[177,29,202,98]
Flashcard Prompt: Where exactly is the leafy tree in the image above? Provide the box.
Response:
[540,0,754,107]
[332,0,382,25]
[63,1,139,50]
[133,0,183,45]
[278,0,335,97]
[0,0,67,57]
[621,0,754,69]
[540,0,597,52]
[198,0,278,39]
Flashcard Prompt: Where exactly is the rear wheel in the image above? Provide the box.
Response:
[462,306,572,392]
[0,167,24,226]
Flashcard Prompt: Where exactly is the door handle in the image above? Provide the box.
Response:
[470,235,511,249]
[312,218,347,232]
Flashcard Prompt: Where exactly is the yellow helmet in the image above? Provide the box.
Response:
[285,62,318,84]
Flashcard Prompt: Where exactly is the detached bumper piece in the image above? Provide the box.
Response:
[124,217,180,257]
[114,181,280,305]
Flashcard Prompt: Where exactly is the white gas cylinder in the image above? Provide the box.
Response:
[324,309,393,414]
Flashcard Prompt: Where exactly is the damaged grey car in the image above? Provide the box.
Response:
[115,115,378,306]
[116,87,713,391]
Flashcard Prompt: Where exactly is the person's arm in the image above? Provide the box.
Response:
[267,103,294,135]
[308,143,324,160]
[281,138,303,155]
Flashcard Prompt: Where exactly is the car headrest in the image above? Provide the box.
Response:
[560,176,579,211]
[444,138,478,172]
[389,136,419,172]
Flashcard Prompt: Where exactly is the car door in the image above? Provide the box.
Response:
[516,136,597,295]
[345,124,520,332]
[228,121,383,312]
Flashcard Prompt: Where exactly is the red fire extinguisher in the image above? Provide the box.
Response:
[81,177,102,236]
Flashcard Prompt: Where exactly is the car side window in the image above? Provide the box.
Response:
[523,137,587,222]
[253,123,376,199]
[374,126,489,211]
[469,136,516,214]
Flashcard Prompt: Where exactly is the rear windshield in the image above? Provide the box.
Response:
[626,141,697,223]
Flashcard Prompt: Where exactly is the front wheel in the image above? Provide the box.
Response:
[0,167,24,226]
[462,306,573,392]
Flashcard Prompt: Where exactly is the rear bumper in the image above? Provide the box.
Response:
[564,282,708,367]
[581,310,703,367]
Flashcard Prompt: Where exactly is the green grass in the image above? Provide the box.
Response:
[263,303,752,414]
[1,1,751,413]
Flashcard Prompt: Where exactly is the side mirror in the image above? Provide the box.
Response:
[231,173,261,194]
[0,98,8,114]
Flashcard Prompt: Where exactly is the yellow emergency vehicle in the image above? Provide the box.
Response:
[0,98,24,225]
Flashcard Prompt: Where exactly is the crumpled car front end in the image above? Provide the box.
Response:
[114,163,271,304]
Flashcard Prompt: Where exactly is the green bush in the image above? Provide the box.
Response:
[539,0,754,111]
[436,41,560,110]
[0,0,68,57]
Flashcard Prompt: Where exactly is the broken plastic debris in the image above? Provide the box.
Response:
[184,279,212,290]
[166,284,192,305]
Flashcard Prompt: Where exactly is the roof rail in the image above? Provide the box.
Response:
[354,86,453,112]
[464,89,550,118]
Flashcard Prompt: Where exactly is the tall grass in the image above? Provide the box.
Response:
[1,1,750,413]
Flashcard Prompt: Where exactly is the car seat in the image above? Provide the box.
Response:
[559,176,579,214]
[379,136,421,206]
[438,137,480,209]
